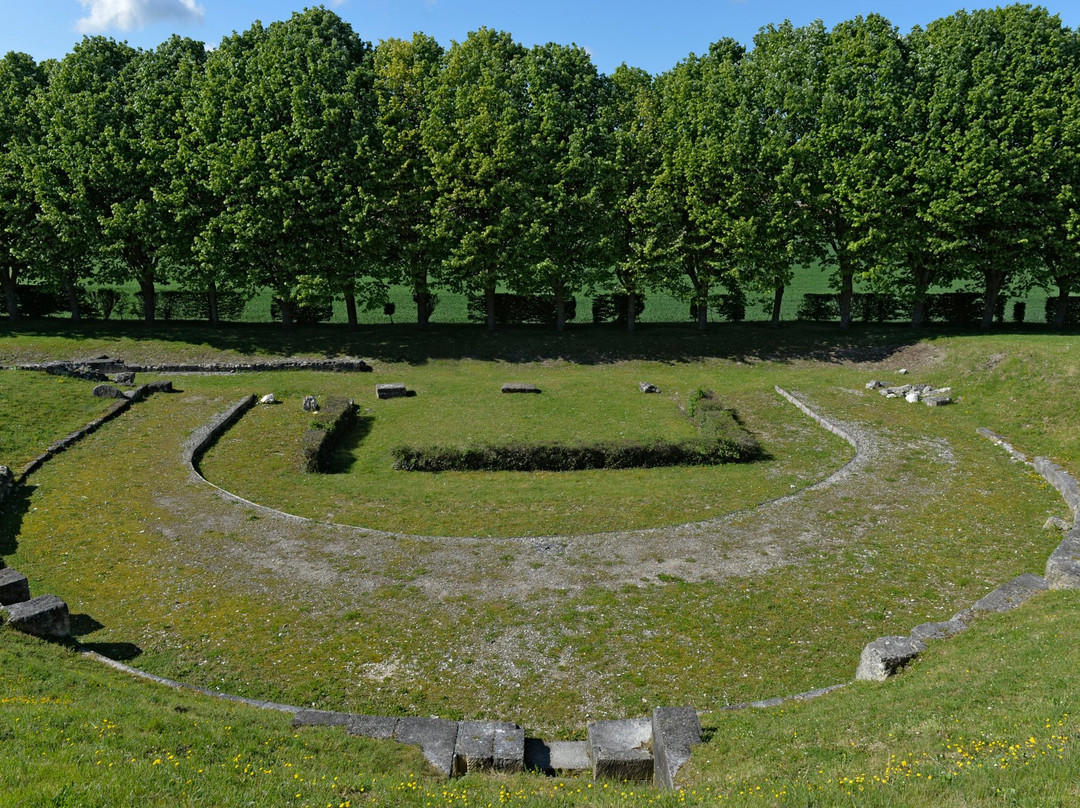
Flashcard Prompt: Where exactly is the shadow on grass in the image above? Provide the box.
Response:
[324,415,374,474]
[0,317,961,367]
[69,614,143,660]
[0,484,32,558]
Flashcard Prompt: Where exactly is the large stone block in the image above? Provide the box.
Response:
[376,383,408,400]
[3,594,70,639]
[0,568,30,605]
[652,707,701,789]
[523,739,590,774]
[501,383,540,394]
[971,573,1047,613]
[453,720,525,775]
[855,636,925,682]
[394,717,459,777]
[587,717,653,781]
[910,617,969,641]
[1046,532,1080,590]
[92,384,126,399]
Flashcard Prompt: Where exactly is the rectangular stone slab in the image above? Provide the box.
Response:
[376,383,408,399]
[587,717,653,781]
[0,568,30,606]
[3,594,70,639]
[501,383,540,394]
[453,721,525,774]
[394,717,459,777]
[652,707,701,789]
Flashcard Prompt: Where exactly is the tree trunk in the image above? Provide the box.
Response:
[416,291,432,329]
[554,279,566,332]
[66,277,81,326]
[138,273,156,324]
[910,264,931,328]
[1053,276,1072,328]
[344,291,358,332]
[485,284,496,331]
[981,267,1004,331]
[207,281,220,326]
[770,281,784,328]
[1,268,19,321]
[413,267,431,329]
[279,298,295,328]
[626,292,636,333]
[838,269,854,330]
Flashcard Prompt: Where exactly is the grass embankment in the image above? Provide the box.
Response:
[1,324,1079,805]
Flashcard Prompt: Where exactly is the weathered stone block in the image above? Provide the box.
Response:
[453,720,525,775]
[303,395,319,412]
[587,717,653,781]
[1046,532,1080,590]
[910,617,969,641]
[292,709,351,729]
[523,739,590,774]
[639,382,660,393]
[346,715,398,741]
[855,636,925,682]
[0,568,30,605]
[971,573,1048,613]
[652,707,701,789]
[112,371,136,384]
[146,380,174,394]
[394,717,459,777]
[376,383,408,400]
[502,383,540,394]
[3,594,70,639]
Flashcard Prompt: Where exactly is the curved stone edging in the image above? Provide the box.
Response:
[186,386,870,543]
[978,428,1080,590]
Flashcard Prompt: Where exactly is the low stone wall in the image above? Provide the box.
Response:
[183,395,257,473]
[17,398,133,484]
[17,357,372,376]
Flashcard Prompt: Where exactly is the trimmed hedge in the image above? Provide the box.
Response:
[299,396,357,473]
[466,293,577,325]
[271,297,334,325]
[592,293,645,324]
[392,388,760,472]
[1044,296,1080,325]
[797,291,1005,324]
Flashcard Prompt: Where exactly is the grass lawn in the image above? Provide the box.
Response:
[2,321,1079,806]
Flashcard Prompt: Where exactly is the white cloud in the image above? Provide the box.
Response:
[76,0,206,34]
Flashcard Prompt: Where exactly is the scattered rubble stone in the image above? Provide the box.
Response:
[855,635,925,682]
[302,396,319,413]
[92,384,126,399]
[259,393,277,405]
[639,382,660,393]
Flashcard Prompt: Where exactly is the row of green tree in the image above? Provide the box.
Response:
[1,4,1078,331]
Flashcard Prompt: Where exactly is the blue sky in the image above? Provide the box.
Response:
[4,0,1079,75]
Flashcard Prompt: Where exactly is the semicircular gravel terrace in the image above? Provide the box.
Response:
[183,386,878,592]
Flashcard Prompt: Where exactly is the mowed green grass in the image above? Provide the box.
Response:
[0,371,114,470]
[199,360,850,536]
[2,325,1080,807]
